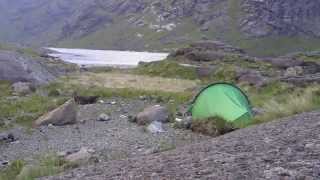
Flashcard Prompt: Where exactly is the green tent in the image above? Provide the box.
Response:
[190,83,253,128]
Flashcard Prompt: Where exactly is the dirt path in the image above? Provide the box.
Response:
[44,111,320,180]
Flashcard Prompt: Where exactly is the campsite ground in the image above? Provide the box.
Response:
[1,47,320,179]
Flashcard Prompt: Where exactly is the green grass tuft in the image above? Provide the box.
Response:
[0,155,70,180]
[0,160,25,180]
[0,92,68,129]
[191,117,235,136]
[254,85,320,123]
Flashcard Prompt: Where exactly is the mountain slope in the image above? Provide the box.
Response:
[1,0,320,56]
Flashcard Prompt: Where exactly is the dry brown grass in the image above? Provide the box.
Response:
[66,72,199,93]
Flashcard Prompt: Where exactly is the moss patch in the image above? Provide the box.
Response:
[0,91,67,129]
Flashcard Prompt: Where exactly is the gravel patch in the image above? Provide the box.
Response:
[43,111,320,180]
[0,98,208,165]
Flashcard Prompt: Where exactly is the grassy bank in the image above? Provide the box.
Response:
[0,155,72,180]
[0,81,67,129]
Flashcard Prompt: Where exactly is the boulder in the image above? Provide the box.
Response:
[265,57,304,69]
[0,50,56,84]
[34,99,77,126]
[280,73,320,86]
[12,82,34,95]
[301,61,320,74]
[169,41,246,62]
[284,66,304,77]
[135,105,170,125]
[237,69,268,88]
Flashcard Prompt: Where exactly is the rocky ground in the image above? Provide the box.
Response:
[0,98,209,168]
[1,42,320,179]
[43,111,320,180]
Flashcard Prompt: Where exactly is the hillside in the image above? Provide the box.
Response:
[1,42,320,179]
[44,111,320,179]
[1,0,320,56]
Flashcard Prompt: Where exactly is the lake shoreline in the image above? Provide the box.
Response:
[46,47,168,67]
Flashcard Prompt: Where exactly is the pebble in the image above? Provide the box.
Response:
[120,115,127,119]
[147,121,165,133]
[48,124,55,129]
[98,100,105,104]
[97,114,111,122]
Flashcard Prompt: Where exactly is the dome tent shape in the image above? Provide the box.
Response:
[190,83,253,128]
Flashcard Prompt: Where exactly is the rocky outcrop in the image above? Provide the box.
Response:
[169,41,247,62]
[44,111,320,180]
[241,0,320,37]
[0,50,56,85]
[12,82,35,95]
[280,73,320,86]
[236,69,269,88]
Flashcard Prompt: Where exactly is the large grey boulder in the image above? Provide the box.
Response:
[265,57,304,69]
[34,99,77,126]
[284,66,304,77]
[0,50,56,85]
[237,69,268,88]
[135,105,171,125]
[12,82,34,95]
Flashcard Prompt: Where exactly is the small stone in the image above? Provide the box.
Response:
[305,143,314,149]
[0,133,16,143]
[174,116,192,129]
[97,113,111,122]
[65,147,94,164]
[139,96,147,100]
[252,107,265,116]
[120,115,127,119]
[47,124,55,128]
[98,100,105,104]
[147,121,165,133]
[79,119,86,124]
[1,161,9,166]
[128,115,136,123]
[175,118,183,122]
[110,101,117,105]
[57,151,68,157]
